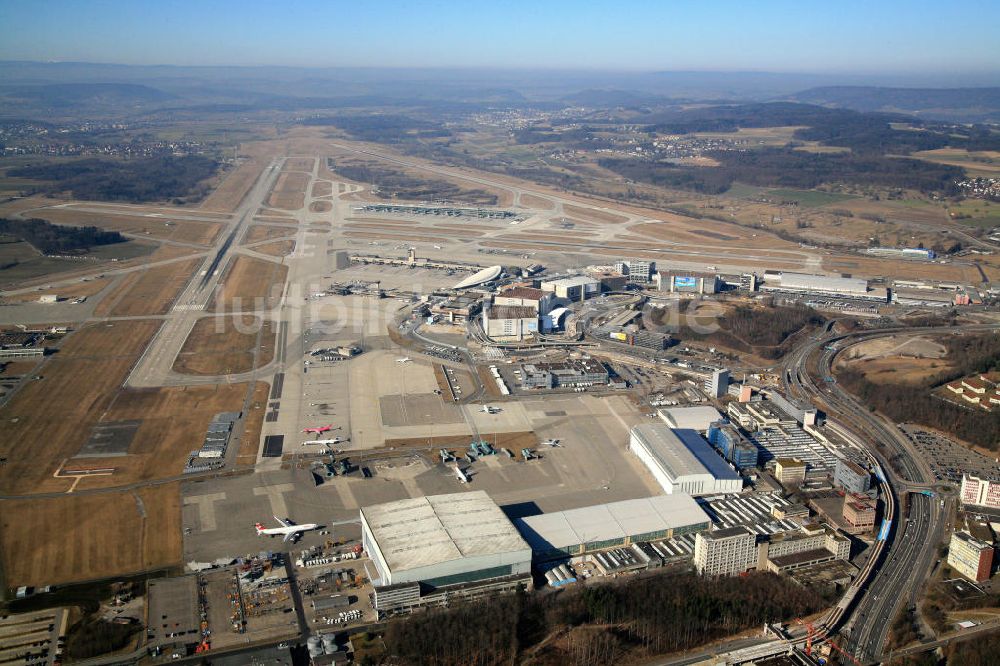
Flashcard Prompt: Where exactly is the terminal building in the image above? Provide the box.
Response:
[655,272,721,295]
[760,271,888,302]
[361,492,532,613]
[516,494,711,562]
[629,423,742,496]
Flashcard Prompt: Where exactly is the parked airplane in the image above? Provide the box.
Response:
[302,425,335,434]
[395,357,412,364]
[255,516,319,543]
[453,465,470,484]
[480,405,500,414]
[303,437,343,446]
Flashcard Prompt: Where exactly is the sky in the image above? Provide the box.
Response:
[0,0,998,74]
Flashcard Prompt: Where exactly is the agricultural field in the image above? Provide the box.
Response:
[913,149,1000,177]
[211,255,288,312]
[0,482,182,587]
[93,256,201,316]
[173,315,275,375]
[0,319,162,495]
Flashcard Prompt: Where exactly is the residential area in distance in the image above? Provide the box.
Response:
[2,4,1000,666]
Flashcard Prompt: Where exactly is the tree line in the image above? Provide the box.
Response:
[9,154,218,203]
[676,303,824,360]
[381,571,825,666]
[0,217,124,254]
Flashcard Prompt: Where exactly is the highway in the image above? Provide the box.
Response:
[776,323,1000,662]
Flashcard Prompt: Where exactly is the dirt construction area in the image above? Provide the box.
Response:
[211,255,288,312]
[838,335,951,385]
[173,315,275,375]
[0,482,182,587]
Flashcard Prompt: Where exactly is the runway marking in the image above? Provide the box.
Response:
[184,493,227,531]
[253,483,295,517]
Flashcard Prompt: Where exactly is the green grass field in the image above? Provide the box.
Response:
[723,183,856,208]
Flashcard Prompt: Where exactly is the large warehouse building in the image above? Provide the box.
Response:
[760,271,887,301]
[515,494,711,561]
[361,491,532,612]
[629,423,742,496]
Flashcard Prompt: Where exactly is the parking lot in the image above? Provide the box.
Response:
[902,425,1000,487]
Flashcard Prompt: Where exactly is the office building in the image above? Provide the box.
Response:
[948,531,994,583]
[834,458,871,494]
[629,424,742,496]
[774,458,807,486]
[482,304,538,341]
[961,474,1000,510]
[842,495,877,534]
[540,276,600,301]
[614,259,655,284]
[704,368,730,398]
[518,359,608,389]
[707,421,759,470]
[656,272,721,294]
[694,526,758,577]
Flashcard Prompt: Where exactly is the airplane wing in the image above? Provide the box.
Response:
[274,515,293,528]
[283,531,296,543]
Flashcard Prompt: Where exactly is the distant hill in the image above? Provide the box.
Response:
[0,82,176,113]
[787,86,1000,123]
[559,89,668,108]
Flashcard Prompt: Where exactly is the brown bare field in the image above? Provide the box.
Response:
[253,240,295,257]
[311,181,333,198]
[243,224,294,245]
[237,382,270,466]
[0,482,182,586]
[70,384,257,490]
[173,315,275,375]
[283,157,315,172]
[201,158,266,213]
[309,200,332,213]
[0,277,111,304]
[838,355,949,385]
[562,204,628,224]
[212,255,288,312]
[267,171,310,210]
[912,149,1000,177]
[93,257,201,317]
[520,193,554,210]
[0,320,161,495]
[0,359,41,376]
[820,255,981,283]
[32,207,222,245]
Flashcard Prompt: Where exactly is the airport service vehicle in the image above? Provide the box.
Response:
[255,516,319,543]
[302,424,335,434]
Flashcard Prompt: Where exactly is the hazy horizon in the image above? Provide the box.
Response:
[1,0,998,77]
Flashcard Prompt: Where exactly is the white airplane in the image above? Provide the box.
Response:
[303,437,343,446]
[255,516,319,543]
[480,405,500,414]
[453,466,470,484]
[395,357,412,364]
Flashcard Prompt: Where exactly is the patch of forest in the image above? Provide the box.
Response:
[327,158,497,205]
[304,114,452,143]
[837,332,1000,450]
[0,217,125,254]
[382,571,825,666]
[673,303,824,359]
[599,148,965,196]
[8,154,218,203]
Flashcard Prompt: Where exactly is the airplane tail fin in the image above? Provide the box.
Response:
[254,522,264,534]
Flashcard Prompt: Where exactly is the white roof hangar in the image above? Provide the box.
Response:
[629,423,742,496]
[453,265,502,289]
[658,406,724,432]
[768,271,870,297]
[516,494,711,560]
[360,491,531,586]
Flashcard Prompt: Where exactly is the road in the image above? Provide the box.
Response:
[776,323,1000,661]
